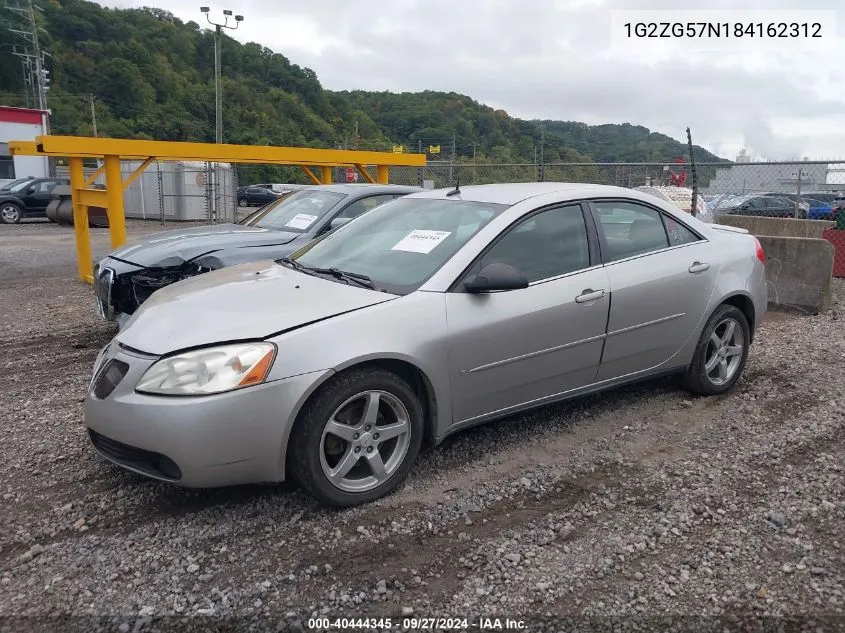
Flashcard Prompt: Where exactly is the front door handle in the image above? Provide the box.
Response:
[688,261,710,273]
[575,288,606,303]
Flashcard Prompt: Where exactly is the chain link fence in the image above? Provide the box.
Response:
[389,159,845,280]
[56,157,845,231]
[55,160,239,227]
[52,155,845,281]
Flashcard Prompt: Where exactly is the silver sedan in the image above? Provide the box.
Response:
[85,183,767,506]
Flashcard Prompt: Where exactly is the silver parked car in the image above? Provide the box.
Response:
[85,183,767,506]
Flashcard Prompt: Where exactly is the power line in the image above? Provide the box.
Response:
[5,0,50,125]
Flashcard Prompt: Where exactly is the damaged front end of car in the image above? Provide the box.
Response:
[128,262,214,308]
[96,259,213,323]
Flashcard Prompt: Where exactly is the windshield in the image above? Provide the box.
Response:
[253,189,345,232]
[237,190,296,225]
[289,197,509,295]
[4,178,33,192]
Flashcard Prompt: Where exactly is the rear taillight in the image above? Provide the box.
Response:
[754,237,765,263]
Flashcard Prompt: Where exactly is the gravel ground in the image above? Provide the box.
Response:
[1,219,844,633]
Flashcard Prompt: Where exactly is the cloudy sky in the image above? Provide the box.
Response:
[101,0,845,160]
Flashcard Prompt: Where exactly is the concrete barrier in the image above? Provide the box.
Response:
[757,236,834,314]
[715,214,834,239]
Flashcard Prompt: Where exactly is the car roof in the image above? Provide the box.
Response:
[403,182,649,205]
[302,183,423,196]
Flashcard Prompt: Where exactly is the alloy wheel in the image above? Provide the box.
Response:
[1,204,21,224]
[319,390,411,493]
[704,317,744,386]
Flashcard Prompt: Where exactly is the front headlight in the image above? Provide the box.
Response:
[136,342,277,396]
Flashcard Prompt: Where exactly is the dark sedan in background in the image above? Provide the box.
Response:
[236,185,280,208]
[716,194,805,219]
[0,177,70,224]
[94,183,421,326]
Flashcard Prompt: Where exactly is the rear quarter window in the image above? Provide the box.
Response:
[662,215,701,246]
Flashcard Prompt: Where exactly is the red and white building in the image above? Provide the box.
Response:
[0,105,49,183]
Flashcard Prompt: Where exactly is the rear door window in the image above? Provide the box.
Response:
[593,201,669,261]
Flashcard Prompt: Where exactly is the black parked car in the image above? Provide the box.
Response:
[718,194,806,219]
[237,185,280,207]
[0,177,70,224]
[93,183,422,326]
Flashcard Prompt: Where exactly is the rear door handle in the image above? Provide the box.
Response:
[688,262,710,273]
[575,289,606,303]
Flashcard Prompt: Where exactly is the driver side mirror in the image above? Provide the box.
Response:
[463,262,529,293]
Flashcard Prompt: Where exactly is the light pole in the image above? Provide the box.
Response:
[199,6,243,144]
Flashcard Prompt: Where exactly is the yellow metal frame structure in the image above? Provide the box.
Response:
[9,135,425,284]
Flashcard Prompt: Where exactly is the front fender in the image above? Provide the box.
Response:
[265,291,453,433]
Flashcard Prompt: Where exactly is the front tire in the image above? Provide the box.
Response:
[682,304,750,396]
[288,367,424,507]
[238,198,248,207]
[0,202,22,224]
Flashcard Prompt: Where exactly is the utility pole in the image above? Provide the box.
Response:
[200,6,243,223]
[200,6,243,144]
[6,0,50,119]
[354,120,359,149]
[449,134,456,183]
[538,127,545,182]
[685,127,699,217]
[7,0,52,175]
[213,24,222,143]
[89,93,98,136]
[795,168,804,219]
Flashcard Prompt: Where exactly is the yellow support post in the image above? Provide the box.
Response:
[8,135,428,285]
[104,155,126,249]
[376,165,389,184]
[69,157,93,284]
[301,166,320,185]
[122,157,154,191]
[84,164,105,188]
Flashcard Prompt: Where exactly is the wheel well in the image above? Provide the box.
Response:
[722,294,756,342]
[343,359,439,445]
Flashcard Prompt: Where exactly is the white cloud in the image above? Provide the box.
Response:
[102,0,845,159]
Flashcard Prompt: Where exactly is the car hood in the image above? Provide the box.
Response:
[107,223,300,267]
[116,260,398,356]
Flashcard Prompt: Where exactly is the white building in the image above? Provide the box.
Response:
[0,105,49,184]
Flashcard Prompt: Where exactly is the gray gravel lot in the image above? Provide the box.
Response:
[1,219,843,632]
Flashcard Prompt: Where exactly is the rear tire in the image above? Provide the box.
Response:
[238,198,248,207]
[288,367,424,507]
[682,304,750,396]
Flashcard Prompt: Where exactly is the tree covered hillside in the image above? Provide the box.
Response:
[0,0,727,177]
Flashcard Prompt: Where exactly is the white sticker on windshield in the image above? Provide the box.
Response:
[391,229,452,254]
[285,213,318,230]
